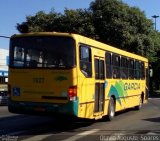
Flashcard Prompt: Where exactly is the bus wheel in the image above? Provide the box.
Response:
[107,97,115,121]
[135,96,142,110]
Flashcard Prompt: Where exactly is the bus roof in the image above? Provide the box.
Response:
[11,32,148,62]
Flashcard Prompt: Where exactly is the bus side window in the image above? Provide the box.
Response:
[129,59,134,79]
[135,60,140,79]
[112,54,120,79]
[121,57,128,79]
[141,62,145,79]
[79,45,92,77]
[105,52,112,78]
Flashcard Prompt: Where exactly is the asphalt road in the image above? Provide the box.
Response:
[0,98,160,141]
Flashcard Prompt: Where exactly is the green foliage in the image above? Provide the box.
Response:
[18,9,96,38]
[16,0,160,63]
[90,0,156,61]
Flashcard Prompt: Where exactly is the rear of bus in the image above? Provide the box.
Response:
[8,33,79,117]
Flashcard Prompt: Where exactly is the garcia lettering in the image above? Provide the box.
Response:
[124,83,140,91]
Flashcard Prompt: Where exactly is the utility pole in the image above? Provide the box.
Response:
[152,15,159,31]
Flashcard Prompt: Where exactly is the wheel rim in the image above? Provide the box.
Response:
[110,102,115,117]
[139,98,142,108]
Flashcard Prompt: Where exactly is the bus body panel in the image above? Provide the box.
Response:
[9,69,77,103]
[9,68,79,116]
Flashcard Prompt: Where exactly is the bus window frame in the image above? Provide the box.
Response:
[120,56,128,79]
[105,52,112,78]
[79,44,92,78]
[128,58,135,79]
[140,62,145,80]
[112,53,120,79]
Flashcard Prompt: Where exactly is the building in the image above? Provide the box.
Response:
[0,48,8,77]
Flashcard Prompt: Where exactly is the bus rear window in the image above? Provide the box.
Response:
[10,36,76,68]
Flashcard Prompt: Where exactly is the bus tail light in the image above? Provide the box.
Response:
[68,86,77,101]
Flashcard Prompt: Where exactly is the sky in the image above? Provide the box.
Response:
[0,0,160,49]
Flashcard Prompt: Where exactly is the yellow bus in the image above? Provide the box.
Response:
[8,32,149,120]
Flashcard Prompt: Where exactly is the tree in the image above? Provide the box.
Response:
[16,9,96,38]
[16,0,159,63]
[90,0,156,61]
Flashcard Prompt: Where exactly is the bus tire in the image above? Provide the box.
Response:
[135,96,142,110]
[107,97,115,121]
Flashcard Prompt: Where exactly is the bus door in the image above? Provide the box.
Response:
[94,56,105,113]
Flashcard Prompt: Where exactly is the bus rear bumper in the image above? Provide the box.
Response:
[8,100,78,117]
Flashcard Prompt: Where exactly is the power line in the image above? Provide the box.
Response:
[0,36,10,39]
